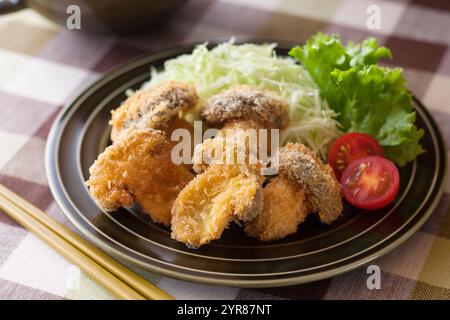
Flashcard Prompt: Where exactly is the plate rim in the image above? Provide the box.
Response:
[45,39,448,288]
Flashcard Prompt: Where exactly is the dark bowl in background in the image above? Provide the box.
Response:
[0,0,188,33]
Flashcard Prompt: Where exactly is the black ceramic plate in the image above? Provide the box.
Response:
[46,40,447,287]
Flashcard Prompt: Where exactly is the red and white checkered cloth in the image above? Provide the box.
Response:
[0,0,449,300]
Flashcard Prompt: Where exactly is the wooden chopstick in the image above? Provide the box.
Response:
[0,184,173,300]
[0,192,145,300]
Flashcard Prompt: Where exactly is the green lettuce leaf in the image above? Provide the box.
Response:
[289,33,424,166]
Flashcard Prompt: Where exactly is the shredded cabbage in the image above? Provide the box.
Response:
[140,39,341,158]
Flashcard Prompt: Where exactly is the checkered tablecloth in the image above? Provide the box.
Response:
[0,0,449,300]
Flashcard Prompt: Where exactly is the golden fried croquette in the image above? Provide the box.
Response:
[279,143,342,224]
[110,81,198,142]
[244,176,309,241]
[201,85,289,129]
[171,164,263,248]
[87,129,194,226]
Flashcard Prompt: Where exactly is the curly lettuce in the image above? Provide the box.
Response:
[289,33,424,166]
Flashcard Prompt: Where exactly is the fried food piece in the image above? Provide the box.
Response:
[165,116,195,156]
[171,164,263,248]
[193,120,263,173]
[165,117,194,138]
[110,81,198,142]
[279,143,342,224]
[172,86,289,248]
[87,129,194,226]
[195,86,289,172]
[201,85,289,129]
[244,176,309,241]
[245,143,342,241]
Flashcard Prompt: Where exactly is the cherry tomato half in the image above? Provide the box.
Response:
[328,133,384,179]
[340,156,400,210]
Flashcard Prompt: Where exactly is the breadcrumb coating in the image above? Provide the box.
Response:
[278,143,342,224]
[174,113,268,248]
[110,81,197,142]
[86,129,194,226]
[171,164,264,248]
[201,86,289,129]
[89,82,342,247]
[244,176,309,241]
[175,86,291,247]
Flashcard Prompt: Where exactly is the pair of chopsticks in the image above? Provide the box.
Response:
[0,184,173,300]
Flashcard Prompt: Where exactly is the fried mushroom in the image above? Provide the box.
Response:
[110,81,198,142]
[87,128,194,226]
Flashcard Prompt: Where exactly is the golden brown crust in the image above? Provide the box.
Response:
[110,81,198,142]
[278,143,343,224]
[192,120,264,173]
[201,86,289,129]
[165,117,195,153]
[86,129,194,226]
[171,164,264,248]
[244,176,309,241]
